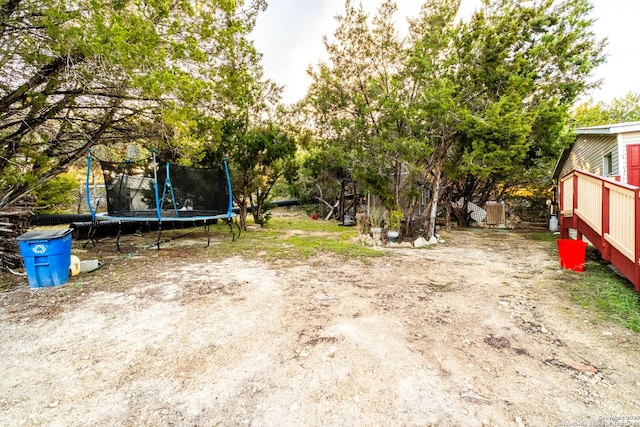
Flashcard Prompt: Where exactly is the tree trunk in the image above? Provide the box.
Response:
[251,191,265,225]
[445,194,452,232]
[237,199,248,231]
[452,200,470,227]
[425,165,442,239]
[393,160,402,209]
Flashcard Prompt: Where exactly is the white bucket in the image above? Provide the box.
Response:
[79,260,102,273]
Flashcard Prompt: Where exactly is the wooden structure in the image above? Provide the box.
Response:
[559,169,640,291]
[485,203,506,227]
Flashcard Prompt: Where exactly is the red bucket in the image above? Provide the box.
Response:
[557,239,588,272]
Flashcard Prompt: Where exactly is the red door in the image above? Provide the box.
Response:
[627,144,640,187]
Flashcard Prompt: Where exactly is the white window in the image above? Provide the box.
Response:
[603,152,613,176]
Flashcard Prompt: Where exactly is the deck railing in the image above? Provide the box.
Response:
[559,169,640,292]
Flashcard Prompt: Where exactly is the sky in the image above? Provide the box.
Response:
[251,0,640,105]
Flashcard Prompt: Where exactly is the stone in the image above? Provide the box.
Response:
[413,237,428,248]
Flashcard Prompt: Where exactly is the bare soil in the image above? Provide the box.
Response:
[1,225,639,426]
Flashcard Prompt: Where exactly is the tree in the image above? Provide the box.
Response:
[306,0,604,236]
[223,122,296,229]
[182,0,296,231]
[288,144,351,217]
[306,0,462,238]
[403,0,462,237]
[307,0,413,212]
[572,92,640,127]
[0,0,255,210]
[448,0,605,225]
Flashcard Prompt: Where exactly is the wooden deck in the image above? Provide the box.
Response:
[559,169,640,291]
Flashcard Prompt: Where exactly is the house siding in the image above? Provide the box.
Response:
[558,134,617,178]
[619,131,640,183]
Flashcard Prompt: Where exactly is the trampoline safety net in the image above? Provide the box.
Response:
[100,160,230,218]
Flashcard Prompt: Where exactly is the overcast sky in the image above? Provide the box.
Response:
[251,0,640,105]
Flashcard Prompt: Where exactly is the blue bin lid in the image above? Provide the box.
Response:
[17,228,72,241]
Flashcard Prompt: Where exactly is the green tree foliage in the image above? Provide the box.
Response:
[223,122,297,229]
[0,0,260,210]
[168,0,298,231]
[572,92,640,127]
[449,0,604,225]
[288,144,351,217]
[32,173,78,214]
[307,0,413,212]
[402,0,461,236]
[306,0,604,235]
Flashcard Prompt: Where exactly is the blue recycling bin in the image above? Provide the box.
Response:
[17,228,73,288]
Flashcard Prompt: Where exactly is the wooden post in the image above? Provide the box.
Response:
[559,178,566,239]
[601,182,611,261]
[634,189,640,292]
[572,172,579,231]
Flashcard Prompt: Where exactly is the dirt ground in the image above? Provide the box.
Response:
[1,224,640,426]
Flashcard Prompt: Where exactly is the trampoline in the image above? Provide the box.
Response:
[84,150,236,249]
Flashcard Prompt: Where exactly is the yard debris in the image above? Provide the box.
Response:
[461,390,492,405]
[567,362,598,374]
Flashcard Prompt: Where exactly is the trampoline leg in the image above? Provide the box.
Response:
[83,222,98,248]
[115,221,122,252]
[156,222,162,250]
[204,221,211,247]
[228,218,235,241]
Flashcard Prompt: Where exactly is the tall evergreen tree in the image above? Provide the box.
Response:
[449,0,605,224]
[306,0,604,235]
[307,0,413,212]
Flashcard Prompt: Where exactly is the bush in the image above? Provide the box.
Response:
[33,174,79,214]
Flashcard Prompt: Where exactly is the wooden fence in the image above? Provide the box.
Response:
[559,169,640,291]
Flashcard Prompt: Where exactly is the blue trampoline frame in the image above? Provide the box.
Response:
[84,150,237,249]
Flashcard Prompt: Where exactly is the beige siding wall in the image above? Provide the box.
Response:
[605,182,636,261]
[619,131,640,183]
[558,135,617,178]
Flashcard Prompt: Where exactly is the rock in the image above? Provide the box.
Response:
[413,237,428,248]
[428,236,438,245]
[328,346,337,358]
